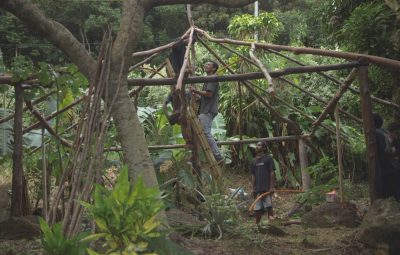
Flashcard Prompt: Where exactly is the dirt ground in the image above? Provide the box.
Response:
[0,169,373,255]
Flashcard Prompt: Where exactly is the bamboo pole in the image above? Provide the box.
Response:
[267,48,400,110]
[195,27,400,70]
[129,63,166,98]
[249,43,274,91]
[278,77,362,123]
[238,82,243,155]
[106,135,304,151]
[358,64,379,202]
[335,106,345,203]
[25,100,72,147]
[127,61,365,86]
[311,68,358,133]
[41,127,48,220]
[29,122,79,155]
[176,27,195,91]
[273,95,344,138]
[132,28,191,57]
[214,42,364,123]
[128,52,160,71]
[23,96,86,134]
[0,91,55,125]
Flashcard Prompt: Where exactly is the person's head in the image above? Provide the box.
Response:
[255,141,268,154]
[373,113,383,128]
[182,34,197,45]
[204,61,219,75]
[388,122,400,141]
[168,113,181,125]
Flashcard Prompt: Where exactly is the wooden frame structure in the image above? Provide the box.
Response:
[1,26,400,202]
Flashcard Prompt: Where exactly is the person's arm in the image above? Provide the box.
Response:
[251,175,256,192]
[163,94,173,117]
[189,85,213,98]
[269,171,275,192]
[269,157,276,192]
[250,162,256,192]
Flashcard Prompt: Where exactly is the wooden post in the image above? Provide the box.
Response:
[41,127,48,220]
[11,84,30,216]
[358,64,378,202]
[238,82,243,159]
[299,138,310,191]
[335,106,345,203]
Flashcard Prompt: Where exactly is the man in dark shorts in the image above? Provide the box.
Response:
[250,141,276,225]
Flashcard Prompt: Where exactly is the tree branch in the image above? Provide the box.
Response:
[148,0,256,8]
[0,0,96,78]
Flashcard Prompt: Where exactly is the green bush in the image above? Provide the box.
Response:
[202,193,238,239]
[81,166,166,254]
[40,219,90,255]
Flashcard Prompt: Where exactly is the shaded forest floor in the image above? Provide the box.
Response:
[0,169,374,255]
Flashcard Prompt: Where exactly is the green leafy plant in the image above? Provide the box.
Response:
[81,166,166,254]
[201,193,238,239]
[39,218,90,255]
[298,157,339,203]
[0,108,13,158]
[228,12,283,41]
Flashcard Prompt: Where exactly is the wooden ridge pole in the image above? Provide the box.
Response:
[194,27,400,70]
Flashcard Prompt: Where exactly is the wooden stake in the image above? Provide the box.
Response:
[335,105,345,203]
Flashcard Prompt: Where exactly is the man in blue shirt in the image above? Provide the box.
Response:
[250,141,276,225]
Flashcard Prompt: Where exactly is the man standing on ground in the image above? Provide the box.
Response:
[373,113,393,199]
[189,61,223,162]
[251,141,276,225]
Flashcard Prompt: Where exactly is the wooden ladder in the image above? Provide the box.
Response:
[187,107,221,180]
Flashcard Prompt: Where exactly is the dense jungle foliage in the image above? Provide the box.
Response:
[0,0,399,253]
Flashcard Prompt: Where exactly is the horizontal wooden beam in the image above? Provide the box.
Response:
[106,135,303,151]
[128,61,365,86]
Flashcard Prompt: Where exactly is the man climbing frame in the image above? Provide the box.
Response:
[189,61,223,162]
[251,141,276,225]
